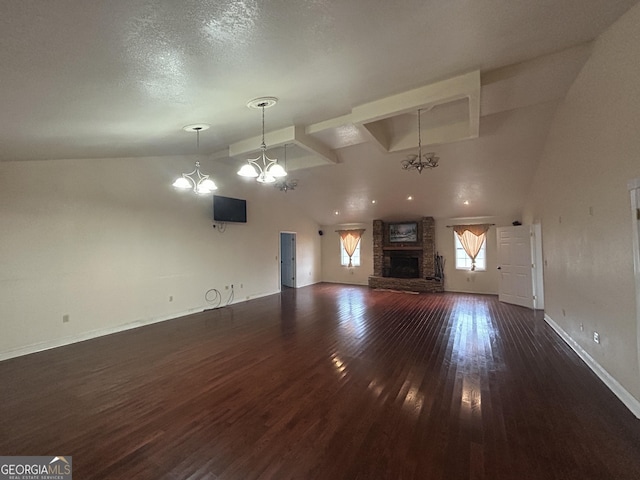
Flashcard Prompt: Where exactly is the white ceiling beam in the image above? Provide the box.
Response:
[229,125,337,165]
[228,126,297,157]
[293,126,338,165]
[306,113,354,135]
[350,70,481,151]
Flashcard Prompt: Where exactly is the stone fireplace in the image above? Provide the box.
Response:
[368,217,444,293]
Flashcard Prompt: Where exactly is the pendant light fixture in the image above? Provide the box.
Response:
[274,143,298,192]
[401,109,439,173]
[237,97,287,184]
[172,124,218,194]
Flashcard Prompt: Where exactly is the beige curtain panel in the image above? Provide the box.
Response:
[452,224,491,271]
[336,229,365,267]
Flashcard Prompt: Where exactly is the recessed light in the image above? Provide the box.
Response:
[463,200,469,205]
[334,210,339,215]
[407,196,413,201]
[371,200,376,204]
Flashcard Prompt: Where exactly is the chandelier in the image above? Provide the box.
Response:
[274,144,298,192]
[237,97,287,184]
[401,108,439,173]
[172,124,218,194]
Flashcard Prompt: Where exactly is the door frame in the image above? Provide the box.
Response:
[279,231,297,289]
[532,223,545,310]
[628,178,640,375]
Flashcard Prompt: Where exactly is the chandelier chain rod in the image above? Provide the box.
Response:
[261,105,266,148]
[418,108,422,159]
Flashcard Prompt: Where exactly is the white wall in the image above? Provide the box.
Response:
[321,222,373,285]
[0,155,321,359]
[523,3,640,410]
[435,216,514,294]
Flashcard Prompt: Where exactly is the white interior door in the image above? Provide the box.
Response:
[280,232,296,288]
[497,225,534,308]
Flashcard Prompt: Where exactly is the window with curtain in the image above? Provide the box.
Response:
[341,241,361,266]
[454,233,486,270]
[452,224,490,271]
[337,229,365,267]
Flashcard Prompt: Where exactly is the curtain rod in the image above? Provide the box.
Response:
[446,223,496,228]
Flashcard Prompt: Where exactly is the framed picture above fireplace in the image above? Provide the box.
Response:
[389,222,418,243]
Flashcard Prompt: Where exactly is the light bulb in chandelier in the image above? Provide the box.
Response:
[237,163,259,178]
[237,97,287,184]
[173,160,218,194]
[172,124,218,194]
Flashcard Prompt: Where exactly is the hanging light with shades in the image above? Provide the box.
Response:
[274,143,298,192]
[401,108,439,173]
[172,124,218,194]
[237,97,287,184]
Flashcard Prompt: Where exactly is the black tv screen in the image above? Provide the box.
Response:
[213,195,247,223]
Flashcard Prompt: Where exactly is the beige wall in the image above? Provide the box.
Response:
[320,216,515,295]
[321,222,373,285]
[523,3,640,407]
[0,155,322,359]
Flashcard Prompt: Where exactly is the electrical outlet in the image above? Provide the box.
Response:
[62,314,69,323]
[225,285,229,290]
[593,331,600,344]
[169,295,173,302]
[231,284,234,289]
[580,322,584,331]
[240,283,243,288]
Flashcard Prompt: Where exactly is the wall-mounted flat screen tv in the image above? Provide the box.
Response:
[213,195,247,223]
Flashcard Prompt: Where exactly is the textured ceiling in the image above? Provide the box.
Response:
[0,0,636,224]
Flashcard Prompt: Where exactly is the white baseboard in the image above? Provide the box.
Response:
[294,280,323,288]
[444,289,497,295]
[0,308,206,362]
[545,314,640,419]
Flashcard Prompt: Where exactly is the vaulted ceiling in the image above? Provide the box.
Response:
[1,1,637,224]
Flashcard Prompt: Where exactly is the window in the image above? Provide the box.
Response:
[455,232,486,270]
[341,240,361,266]
[337,229,364,267]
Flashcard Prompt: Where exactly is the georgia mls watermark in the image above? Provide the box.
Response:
[0,456,72,480]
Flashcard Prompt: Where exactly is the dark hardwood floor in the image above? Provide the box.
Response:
[1,284,640,479]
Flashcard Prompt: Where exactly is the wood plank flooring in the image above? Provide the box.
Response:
[1,284,640,479]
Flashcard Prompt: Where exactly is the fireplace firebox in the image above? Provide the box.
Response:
[389,256,419,278]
